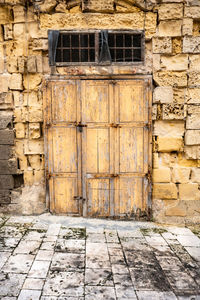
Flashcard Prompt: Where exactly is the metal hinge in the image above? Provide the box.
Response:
[144,123,151,130]
[145,169,152,181]
[73,196,86,202]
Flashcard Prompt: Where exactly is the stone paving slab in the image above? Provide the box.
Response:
[0,213,199,299]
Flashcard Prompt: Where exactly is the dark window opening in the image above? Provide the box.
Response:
[48,30,144,65]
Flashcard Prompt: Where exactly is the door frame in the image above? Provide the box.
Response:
[43,75,152,218]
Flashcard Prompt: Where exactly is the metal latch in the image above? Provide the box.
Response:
[110,123,121,128]
[76,122,87,132]
[73,196,86,202]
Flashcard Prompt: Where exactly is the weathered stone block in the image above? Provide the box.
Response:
[182,18,193,36]
[184,6,200,18]
[173,88,185,104]
[17,57,25,73]
[36,0,57,13]
[185,130,200,145]
[7,56,18,73]
[13,23,25,39]
[153,121,184,137]
[0,25,3,42]
[158,3,183,20]
[29,123,41,139]
[153,183,177,199]
[193,20,200,37]
[6,41,26,57]
[13,91,23,107]
[0,7,12,24]
[14,107,28,123]
[153,87,173,104]
[0,75,10,93]
[165,201,186,217]
[160,54,188,71]
[24,140,44,155]
[0,175,14,189]
[24,168,34,185]
[163,104,185,120]
[34,170,45,183]
[0,145,12,159]
[152,37,172,54]
[9,73,23,90]
[0,190,11,204]
[153,54,160,71]
[172,167,190,183]
[186,114,200,130]
[153,168,171,183]
[172,38,182,55]
[185,146,200,160]
[157,137,183,152]
[32,39,48,51]
[178,153,198,167]
[183,37,200,53]
[15,123,25,139]
[189,55,200,71]
[0,111,12,129]
[188,72,200,86]
[179,183,199,200]
[158,20,182,37]
[186,88,200,104]
[4,24,13,40]
[23,91,39,106]
[28,107,43,123]
[27,56,37,73]
[145,12,157,39]
[23,74,42,90]
[0,130,14,145]
[82,0,114,12]
[36,56,43,73]
[191,168,200,183]
[0,159,17,174]
[13,5,25,23]
[28,155,41,170]
[154,72,187,87]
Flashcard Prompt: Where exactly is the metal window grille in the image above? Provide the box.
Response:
[48,30,144,65]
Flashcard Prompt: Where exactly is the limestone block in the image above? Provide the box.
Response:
[27,56,37,73]
[183,37,200,53]
[0,175,14,189]
[29,122,41,139]
[193,20,200,37]
[153,54,160,71]
[32,39,48,51]
[188,72,200,86]
[36,0,57,13]
[187,105,200,115]
[23,74,42,90]
[17,57,25,73]
[24,140,44,155]
[158,3,183,20]
[40,13,145,30]
[13,91,23,107]
[82,0,114,12]
[186,114,200,130]
[153,86,173,104]
[0,159,17,174]
[185,130,200,145]
[154,71,187,87]
[18,155,28,170]
[172,167,190,183]
[157,137,183,152]
[6,41,26,57]
[172,38,182,55]
[160,54,188,71]
[153,168,171,183]
[0,7,12,24]
[152,104,157,120]
[153,153,159,169]
[0,25,3,42]
[182,18,193,36]
[0,75,10,93]
[14,107,28,123]
[153,183,177,199]
[24,168,34,186]
[28,155,41,170]
[179,183,199,200]
[36,56,43,73]
[0,92,13,109]
[13,5,25,23]
[185,146,200,159]
[55,2,67,13]
[15,123,25,139]
[28,107,43,123]
[191,168,200,183]
[152,37,172,54]
[186,88,200,104]
[177,153,198,167]
[0,58,4,74]
[145,12,157,39]
[158,20,182,37]
[9,73,23,90]
[13,23,25,39]
[34,170,45,183]
[163,104,185,120]
[189,55,200,71]
[165,202,186,217]
[4,24,13,40]
[184,6,200,18]
[7,56,18,73]
[23,91,39,107]
[153,121,184,137]
[173,88,185,104]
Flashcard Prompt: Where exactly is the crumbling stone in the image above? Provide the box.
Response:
[158,3,183,20]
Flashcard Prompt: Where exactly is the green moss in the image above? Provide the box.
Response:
[140,227,167,235]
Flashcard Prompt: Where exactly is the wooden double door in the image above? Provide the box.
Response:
[44,78,152,218]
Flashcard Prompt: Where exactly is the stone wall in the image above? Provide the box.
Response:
[0,0,199,224]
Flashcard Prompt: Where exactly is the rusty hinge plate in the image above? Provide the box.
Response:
[73,196,86,202]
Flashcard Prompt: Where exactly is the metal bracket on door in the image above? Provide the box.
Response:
[110,123,121,128]
[73,196,86,202]
[76,122,87,132]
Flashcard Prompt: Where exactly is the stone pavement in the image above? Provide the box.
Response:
[0,214,200,300]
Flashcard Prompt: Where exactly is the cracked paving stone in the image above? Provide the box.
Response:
[23,278,45,290]
[108,248,123,256]
[51,253,84,271]
[86,243,109,257]
[121,240,151,252]
[0,237,21,252]
[185,247,200,261]
[115,285,137,299]
[111,264,129,274]
[36,249,54,261]
[125,250,158,268]
[23,230,46,241]
[145,236,168,246]
[86,233,106,243]
[0,252,11,269]
[176,235,200,247]
[41,241,57,250]
[41,297,84,300]
[46,224,61,236]
[151,245,174,256]
[85,268,113,286]
[0,273,26,297]
[167,227,195,236]
[156,256,184,271]
[118,230,143,239]
[136,291,178,299]
[107,243,122,249]
[113,274,133,286]
[2,254,35,273]
[18,289,41,300]
[28,260,51,278]
[86,257,111,269]
[164,270,198,293]
[0,226,26,238]
[43,271,84,296]
[55,239,85,253]
[110,254,126,264]
[178,296,200,299]
[129,267,171,291]
[1,297,17,300]
[6,216,34,225]
[85,286,116,300]
[59,228,86,240]
[13,240,41,255]
[105,232,119,243]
